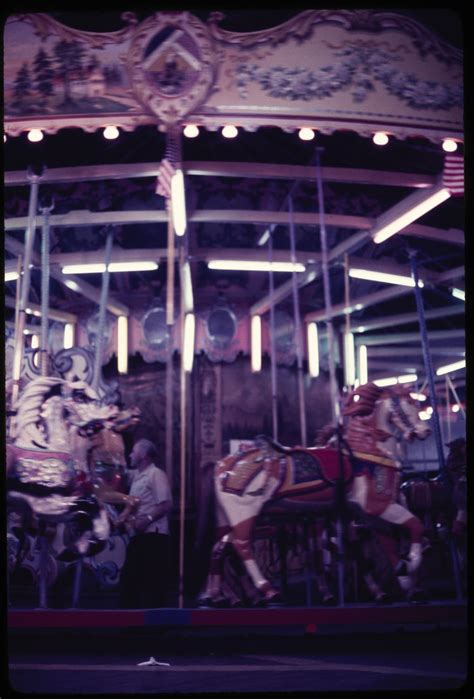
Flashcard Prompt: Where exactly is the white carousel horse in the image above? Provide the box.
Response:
[7,376,120,557]
[196,382,431,606]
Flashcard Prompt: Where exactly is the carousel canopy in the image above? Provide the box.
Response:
[4,9,465,398]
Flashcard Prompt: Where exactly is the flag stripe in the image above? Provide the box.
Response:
[442,154,464,196]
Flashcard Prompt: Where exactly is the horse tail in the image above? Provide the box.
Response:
[190,461,217,596]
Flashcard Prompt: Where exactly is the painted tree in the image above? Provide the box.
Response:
[53,39,87,104]
[12,63,32,107]
[33,48,54,100]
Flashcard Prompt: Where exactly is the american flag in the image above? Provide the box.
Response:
[155,158,176,199]
[156,134,180,199]
[442,154,464,196]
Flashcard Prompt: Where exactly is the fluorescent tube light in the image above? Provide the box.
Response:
[374,373,417,387]
[31,334,39,349]
[397,374,418,384]
[307,322,319,378]
[5,271,19,282]
[251,315,262,373]
[373,186,451,244]
[62,262,158,274]
[171,169,187,236]
[435,359,465,376]
[373,377,398,387]
[64,279,81,292]
[419,410,432,421]
[349,268,423,288]
[117,315,128,374]
[451,287,465,301]
[344,332,356,387]
[183,313,195,373]
[208,261,306,273]
[410,392,427,402]
[63,323,75,349]
[358,344,368,385]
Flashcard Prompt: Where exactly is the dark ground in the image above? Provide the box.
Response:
[5,626,470,696]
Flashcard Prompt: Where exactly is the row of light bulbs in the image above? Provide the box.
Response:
[5,127,461,152]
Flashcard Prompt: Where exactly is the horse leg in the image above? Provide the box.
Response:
[379,503,425,599]
[230,516,280,604]
[313,518,335,605]
[198,529,231,606]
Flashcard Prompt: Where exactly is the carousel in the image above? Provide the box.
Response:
[5,9,466,634]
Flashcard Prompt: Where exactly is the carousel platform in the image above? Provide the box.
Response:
[8,600,467,635]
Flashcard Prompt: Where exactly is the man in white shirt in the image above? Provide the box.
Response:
[118,439,172,608]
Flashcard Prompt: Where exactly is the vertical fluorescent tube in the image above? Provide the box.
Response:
[171,169,187,236]
[63,323,75,350]
[117,315,128,375]
[183,313,195,372]
[307,322,319,378]
[344,331,356,387]
[31,334,40,349]
[358,344,368,385]
[251,315,262,373]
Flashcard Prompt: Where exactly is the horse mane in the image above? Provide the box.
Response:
[342,382,384,418]
[14,376,66,448]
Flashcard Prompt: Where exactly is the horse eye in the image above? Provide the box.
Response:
[73,390,87,403]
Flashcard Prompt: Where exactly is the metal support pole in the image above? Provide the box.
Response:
[40,202,54,376]
[409,252,446,474]
[178,244,187,609]
[71,558,83,608]
[11,173,41,408]
[409,251,463,600]
[38,522,48,609]
[268,232,279,441]
[92,229,114,393]
[288,196,307,446]
[315,148,345,605]
[315,150,340,424]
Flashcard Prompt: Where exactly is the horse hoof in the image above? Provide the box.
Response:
[408,588,427,604]
[321,594,336,606]
[262,591,283,607]
[375,592,391,605]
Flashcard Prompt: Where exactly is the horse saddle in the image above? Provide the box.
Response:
[221,435,352,497]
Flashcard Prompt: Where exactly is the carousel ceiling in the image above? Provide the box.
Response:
[3,9,465,397]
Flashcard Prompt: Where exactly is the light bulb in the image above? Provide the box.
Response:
[28,129,43,143]
[373,132,389,146]
[103,126,119,140]
[222,125,238,138]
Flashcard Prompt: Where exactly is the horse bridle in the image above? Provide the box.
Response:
[390,394,416,432]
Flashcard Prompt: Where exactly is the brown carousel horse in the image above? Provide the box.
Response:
[399,436,467,588]
[69,404,142,535]
[196,382,431,606]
